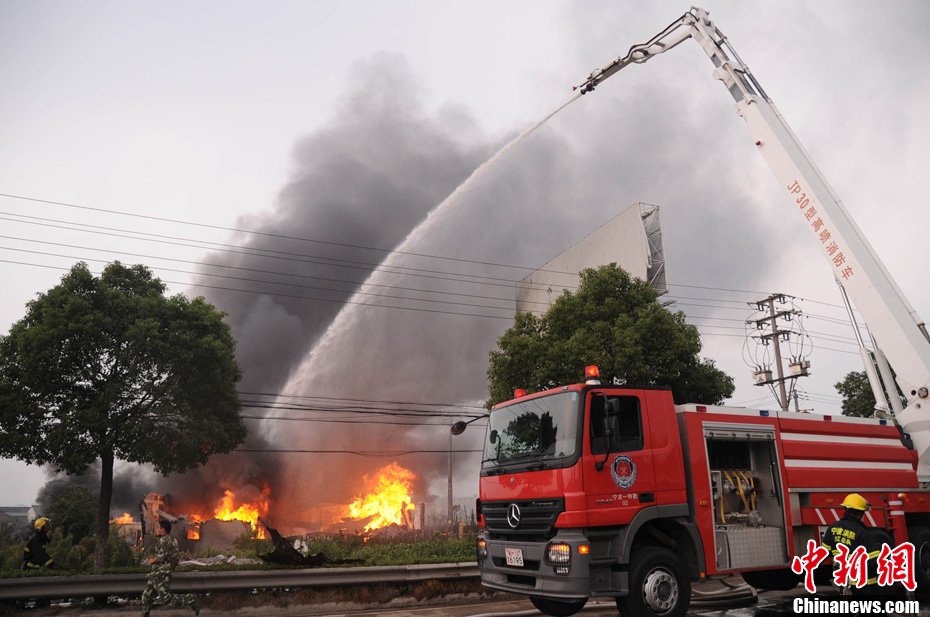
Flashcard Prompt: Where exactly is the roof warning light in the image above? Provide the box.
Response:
[585,365,600,385]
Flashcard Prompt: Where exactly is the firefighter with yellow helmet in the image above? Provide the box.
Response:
[821,493,879,588]
[22,517,57,570]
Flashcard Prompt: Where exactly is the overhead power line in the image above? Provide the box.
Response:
[0,212,549,291]
[232,448,483,457]
[0,236,549,307]
[0,191,869,316]
[241,391,486,411]
[0,258,518,320]
[0,244,523,313]
[0,192,547,273]
[0,194,871,370]
[240,414,487,427]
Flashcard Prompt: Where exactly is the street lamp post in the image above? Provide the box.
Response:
[449,415,488,530]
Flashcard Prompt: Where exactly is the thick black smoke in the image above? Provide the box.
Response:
[37,463,156,517]
[197,53,496,396]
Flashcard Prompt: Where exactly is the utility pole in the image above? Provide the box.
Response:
[748,293,809,412]
[448,431,453,529]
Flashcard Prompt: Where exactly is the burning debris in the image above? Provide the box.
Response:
[257,518,363,567]
[197,519,251,551]
[211,485,271,539]
[139,488,270,552]
[128,462,426,554]
[342,463,418,534]
[108,512,142,547]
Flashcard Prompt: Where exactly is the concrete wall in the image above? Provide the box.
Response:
[515,202,667,314]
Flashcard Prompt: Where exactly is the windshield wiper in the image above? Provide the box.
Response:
[508,452,552,470]
[481,457,505,475]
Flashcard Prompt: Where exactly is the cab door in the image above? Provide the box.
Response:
[581,389,656,526]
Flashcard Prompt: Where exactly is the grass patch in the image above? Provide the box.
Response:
[0,534,478,577]
[201,578,487,612]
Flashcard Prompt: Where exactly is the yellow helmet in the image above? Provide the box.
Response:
[841,494,870,511]
[34,517,50,530]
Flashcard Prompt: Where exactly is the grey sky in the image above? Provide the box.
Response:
[1,1,928,514]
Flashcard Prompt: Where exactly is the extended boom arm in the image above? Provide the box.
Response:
[579,7,930,476]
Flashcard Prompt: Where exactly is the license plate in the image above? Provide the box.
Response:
[505,547,524,567]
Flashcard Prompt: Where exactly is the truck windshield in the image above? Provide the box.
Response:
[483,391,580,469]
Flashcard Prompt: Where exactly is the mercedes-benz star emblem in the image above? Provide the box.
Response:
[506,503,521,528]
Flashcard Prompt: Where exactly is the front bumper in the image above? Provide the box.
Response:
[477,529,592,599]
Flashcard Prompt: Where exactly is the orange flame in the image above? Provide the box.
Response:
[214,485,270,539]
[109,512,134,524]
[187,514,202,540]
[346,463,416,532]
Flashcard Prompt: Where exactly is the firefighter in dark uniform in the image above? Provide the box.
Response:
[821,493,881,591]
[22,517,57,570]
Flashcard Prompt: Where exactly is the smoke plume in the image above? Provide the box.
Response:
[38,48,779,526]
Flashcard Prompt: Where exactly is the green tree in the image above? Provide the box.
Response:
[0,262,246,570]
[833,369,910,418]
[46,485,97,541]
[834,371,875,418]
[487,264,734,407]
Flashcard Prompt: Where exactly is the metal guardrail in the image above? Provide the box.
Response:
[0,561,480,600]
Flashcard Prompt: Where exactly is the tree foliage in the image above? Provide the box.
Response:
[834,371,875,418]
[46,485,98,542]
[487,264,734,407]
[0,262,246,569]
[834,368,909,418]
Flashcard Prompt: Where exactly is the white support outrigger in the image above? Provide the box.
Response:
[576,7,930,477]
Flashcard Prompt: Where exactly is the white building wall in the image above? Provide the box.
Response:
[515,202,666,314]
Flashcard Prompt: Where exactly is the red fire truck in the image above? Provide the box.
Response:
[474,369,928,616]
[465,7,930,617]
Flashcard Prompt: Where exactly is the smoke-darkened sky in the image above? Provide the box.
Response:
[2,1,929,511]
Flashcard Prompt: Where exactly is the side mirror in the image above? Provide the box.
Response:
[605,398,620,418]
[451,421,466,436]
[595,399,620,472]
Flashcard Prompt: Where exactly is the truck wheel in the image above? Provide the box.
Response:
[908,527,930,593]
[616,547,690,617]
[530,596,587,616]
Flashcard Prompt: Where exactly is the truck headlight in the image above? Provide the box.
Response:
[476,538,488,562]
[545,542,571,575]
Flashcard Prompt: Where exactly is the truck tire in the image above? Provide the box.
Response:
[907,527,930,593]
[530,596,587,616]
[616,547,691,617]
[740,568,802,591]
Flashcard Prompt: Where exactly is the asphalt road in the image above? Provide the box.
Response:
[6,582,929,617]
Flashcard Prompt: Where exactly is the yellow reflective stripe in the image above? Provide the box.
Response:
[43,559,53,566]
[25,563,40,569]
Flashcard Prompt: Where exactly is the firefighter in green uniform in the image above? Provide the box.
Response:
[22,517,57,570]
[141,520,199,616]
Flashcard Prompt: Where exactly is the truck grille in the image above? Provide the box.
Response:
[483,498,564,540]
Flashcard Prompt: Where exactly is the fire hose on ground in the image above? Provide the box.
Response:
[690,575,759,608]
